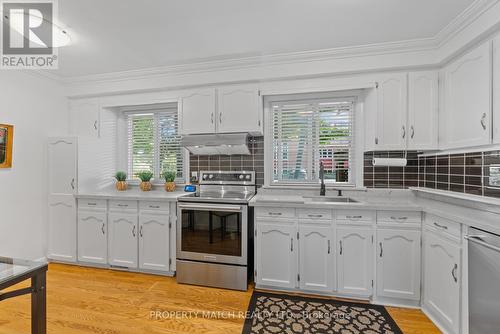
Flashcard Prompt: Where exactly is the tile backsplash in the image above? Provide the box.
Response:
[189,136,264,186]
[364,151,420,189]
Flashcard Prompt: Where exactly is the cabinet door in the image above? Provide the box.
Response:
[442,42,491,149]
[48,137,77,195]
[299,224,335,292]
[493,35,500,143]
[423,231,461,334]
[108,213,138,268]
[70,101,100,138]
[376,74,408,150]
[179,89,216,135]
[78,211,107,264]
[376,228,421,300]
[48,195,76,262]
[337,227,373,296]
[217,86,262,134]
[408,71,438,150]
[256,222,297,289]
[139,213,170,272]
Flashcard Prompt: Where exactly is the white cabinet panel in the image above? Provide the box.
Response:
[337,226,373,297]
[408,71,438,150]
[217,86,262,134]
[376,229,421,300]
[139,213,170,272]
[423,230,461,334]
[108,213,138,268]
[78,211,107,264]
[493,34,500,143]
[256,222,297,289]
[48,137,77,195]
[299,224,335,292]
[376,74,408,150]
[441,42,492,149]
[70,101,100,138]
[179,89,216,135]
[48,195,76,262]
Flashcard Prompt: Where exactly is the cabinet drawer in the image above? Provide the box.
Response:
[109,200,138,212]
[336,210,374,223]
[298,208,332,220]
[377,211,421,224]
[256,207,296,219]
[78,198,106,210]
[139,201,170,213]
[425,214,461,240]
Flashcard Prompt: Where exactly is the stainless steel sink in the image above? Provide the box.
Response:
[303,196,359,203]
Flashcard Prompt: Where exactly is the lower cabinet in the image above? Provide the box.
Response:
[298,224,335,292]
[48,195,77,262]
[423,228,461,334]
[139,213,170,272]
[108,212,139,268]
[78,211,107,264]
[336,226,373,297]
[376,228,421,300]
[255,222,297,289]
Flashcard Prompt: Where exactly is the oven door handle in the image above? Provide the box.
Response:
[178,203,242,212]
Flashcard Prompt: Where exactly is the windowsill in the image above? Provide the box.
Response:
[262,184,367,191]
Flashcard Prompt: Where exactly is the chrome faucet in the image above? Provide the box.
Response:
[319,162,326,196]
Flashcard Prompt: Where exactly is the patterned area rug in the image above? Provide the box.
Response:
[242,291,402,334]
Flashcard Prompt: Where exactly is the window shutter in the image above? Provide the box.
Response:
[272,99,354,184]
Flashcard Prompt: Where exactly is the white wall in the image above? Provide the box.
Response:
[0,72,68,260]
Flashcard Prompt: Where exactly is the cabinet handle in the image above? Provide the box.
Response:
[481,113,487,130]
[71,178,75,190]
[410,126,415,139]
[94,120,98,130]
[132,225,136,237]
[327,240,331,254]
[268,212,282,216]
[101,223,105,235]
[433,222,448,230]
[149,205,160,209]
[139,225,143,238]
[307,214,323,218]
[118,204,128,208]
[211,112,214,124]
[339,240,343,255]
[87,203,97,206]
[390,216,408,221]
[258,120,261,127]
[451,263,458,283]
[290,238,293,252]
[380,242,383,257]
[219,112,222,124]
[402,125,406,139]
[346,215,362,220]
[375,137,378,145]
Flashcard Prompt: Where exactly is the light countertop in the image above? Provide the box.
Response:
[76,187,189,201]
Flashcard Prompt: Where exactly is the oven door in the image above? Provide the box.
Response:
[177,202,247,266]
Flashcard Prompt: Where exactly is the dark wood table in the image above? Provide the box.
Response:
[0,257,48,334]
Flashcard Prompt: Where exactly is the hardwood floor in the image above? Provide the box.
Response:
[0,264,440,334]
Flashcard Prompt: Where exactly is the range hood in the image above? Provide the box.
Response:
[182,133,251,155]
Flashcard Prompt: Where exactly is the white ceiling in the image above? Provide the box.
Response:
[55,0,475,78]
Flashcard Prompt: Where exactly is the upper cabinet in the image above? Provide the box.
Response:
[441,42,492,149]
[70,100,100,138]
[408,71,439,150]
[493,35,500,144]
[375,74,408,150]
[179,85,262,136]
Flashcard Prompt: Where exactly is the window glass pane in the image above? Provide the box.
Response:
[158,112,183,179]
[128,114,154,179]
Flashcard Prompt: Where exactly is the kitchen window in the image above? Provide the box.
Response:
[126,106,183,181]
[270,97,354,185]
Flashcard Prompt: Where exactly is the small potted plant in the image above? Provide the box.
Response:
[162,170,176,192]
[137,170,154,191]
[114,171,128,191]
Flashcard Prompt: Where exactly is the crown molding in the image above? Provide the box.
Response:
[49,0,498,89]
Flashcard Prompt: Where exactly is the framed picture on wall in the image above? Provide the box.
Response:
[0,124,13,168]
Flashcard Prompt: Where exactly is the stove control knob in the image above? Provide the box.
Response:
[246,175,251,180]
[239,174,244,180]
[203,174,209,180]
[209,174,214,179]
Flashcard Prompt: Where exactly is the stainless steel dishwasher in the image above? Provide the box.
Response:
[466,227,500,334]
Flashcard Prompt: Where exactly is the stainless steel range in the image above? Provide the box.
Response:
[176,171,255,291]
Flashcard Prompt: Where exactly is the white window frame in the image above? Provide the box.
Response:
[263,90,365,189]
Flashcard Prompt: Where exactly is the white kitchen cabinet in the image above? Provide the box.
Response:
[408,71,438,150]
[255,222,297,289]
[375,74,408,150]
[493,34,500,143]
[70,101,100,138]
[441,41,492,149]
[179,89,217,135]
[336,226,373,297]
[217,85,262,134]
[298,224,335,292]
[108,213,139,268]
[48,137,77,195]
[47,195,77,262]
[139,213,170,272]
[423,229,461,334]
[376,228,421,301]
[78,211,107,264]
